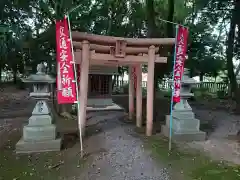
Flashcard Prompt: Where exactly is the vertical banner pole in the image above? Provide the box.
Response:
[169,25,179,151]
[66,14,84,158]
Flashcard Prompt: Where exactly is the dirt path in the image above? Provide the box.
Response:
[76,111,171,180]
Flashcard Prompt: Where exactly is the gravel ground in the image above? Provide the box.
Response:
[76,111,170,180]
[2,88,239,178]
[0,87,170,179]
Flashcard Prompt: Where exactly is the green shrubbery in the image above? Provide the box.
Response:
[192,87,215,99]
[216,90,227,99]
[161,90,172,97]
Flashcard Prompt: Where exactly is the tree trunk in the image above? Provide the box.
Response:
[146,0,175,122]
[166,0,175,38]
[0,64,2,84]
[146,0,157,38]
[116,75,119,87]
[226,0,238,99]
[13,66,17,84]
[235,0,240,98]
[47,59,52,73]
[112,75,117,90]
[0,56,3,84]
[226,0,240,112]
[199,72,204,88]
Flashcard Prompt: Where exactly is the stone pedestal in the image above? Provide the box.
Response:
[161,114,206,142]
[162,68,206,142]
[16,101,61,153]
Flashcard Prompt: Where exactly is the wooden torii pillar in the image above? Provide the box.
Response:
[146,46,155,136]
[128,46,155,136]
[128,66,135,120]
[129,62,143,128]
[136,63,142,128]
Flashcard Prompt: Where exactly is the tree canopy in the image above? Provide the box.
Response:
[0,0,239,95]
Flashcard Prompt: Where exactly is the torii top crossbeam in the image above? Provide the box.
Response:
[72,31,175,46]
[72,31,175,66]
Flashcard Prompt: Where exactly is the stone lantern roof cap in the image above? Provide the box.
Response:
[22,74,55,83]
[21,63,55,84]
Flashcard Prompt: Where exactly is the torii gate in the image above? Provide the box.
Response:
[72,31,175,136]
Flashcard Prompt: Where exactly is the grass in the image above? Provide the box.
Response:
[0,131,87,180]
[0,149,63,180]
[145,136,240,180]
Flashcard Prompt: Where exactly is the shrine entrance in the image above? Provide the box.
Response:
[72,32,175,136]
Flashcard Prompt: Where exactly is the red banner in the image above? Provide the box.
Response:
[132,66,137,90]
[56,17,76,104]
[173,25,188,103]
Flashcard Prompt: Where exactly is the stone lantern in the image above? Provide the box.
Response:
[162,68,206,141]
[16,63,61,153]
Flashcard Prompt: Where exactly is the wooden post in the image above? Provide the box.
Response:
[128,66,134,120]
[115,40,127,57]
[74,49,82,85]
[79,41,90,136]
[136,63,142,128]
[146,46,155,136]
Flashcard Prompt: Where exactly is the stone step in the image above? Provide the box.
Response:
[172,111,195,120]
[28,115,52,126]
[161,125,206,142]
[23,124,56,141]
[166,115,200,132]
[16,138,61,154]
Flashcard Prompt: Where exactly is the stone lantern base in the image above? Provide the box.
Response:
[161,111,206,142]
[16,138,61,154]
[16,101,62,153]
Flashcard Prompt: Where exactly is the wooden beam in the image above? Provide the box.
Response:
[74,51,167,65]
[90,60,137,66]
[89,59,166,66]
[73,41,160,54]
[89,52,167,64]
[72,31,175,46]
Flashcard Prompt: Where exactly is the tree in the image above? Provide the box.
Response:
[1,0,238,109]
[226,0,238,96]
